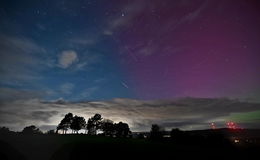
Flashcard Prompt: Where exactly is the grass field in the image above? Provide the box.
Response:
[0,134,259,160]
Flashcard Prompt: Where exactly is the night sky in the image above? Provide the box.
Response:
[0,0,260,131]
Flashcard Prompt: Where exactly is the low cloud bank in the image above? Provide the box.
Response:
[0,97,259,131]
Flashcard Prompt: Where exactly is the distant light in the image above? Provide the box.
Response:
[226,121,240,129]
[234,139,239,143]
[210,122,216,129]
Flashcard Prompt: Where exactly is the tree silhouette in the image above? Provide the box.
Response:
[22,125,42,134]
[114,122,131,137]
[55,113,132,137]
[0,126,11,135]
[56,113,73,134]
[70,116,86,134]
[87,114,102,135]
[101,119,114,136]
[150,124,164,139]
[170,128,185,140]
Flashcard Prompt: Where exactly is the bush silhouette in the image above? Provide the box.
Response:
[150,124,164,140]
[114,122,131,137]
[22,125,42,134]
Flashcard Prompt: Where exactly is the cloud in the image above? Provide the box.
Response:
[116,0,209,58]
[79,86,99,99]
[60,83,74,95]
[38,125,57,131]
[30,111,59,122]
[178,0,209,23]
[0,97,259,132]
[58,50,78,69]
[69,38,95,46]
[0,88,44,101]
[0,34,47,86]
[103,30,113,36]
[0,34,46,54]
[55,48,103,72]
[75,62,88,70]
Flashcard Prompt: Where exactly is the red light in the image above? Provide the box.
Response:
[210,122,216,129]
[226,121,240,130]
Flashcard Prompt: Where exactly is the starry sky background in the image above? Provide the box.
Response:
[0,0,260,131]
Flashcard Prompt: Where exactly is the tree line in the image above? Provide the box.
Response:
[56,113,131,137]
[0,113,131,138]
[0,122,230,145]
[0,115,230,144]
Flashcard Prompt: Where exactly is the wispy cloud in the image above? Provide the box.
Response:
[60,83,74,95]
[117,0,209,57]
[0,34,47,86]
[80,86,99,99]
[171,0,209,29]
[68,37,95,46]
[0,88,44,101]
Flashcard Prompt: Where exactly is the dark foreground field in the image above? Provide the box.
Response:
[0,133,259,160]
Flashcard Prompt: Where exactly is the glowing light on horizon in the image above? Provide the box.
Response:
[210,122,216,129]
[226,121,240,129]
